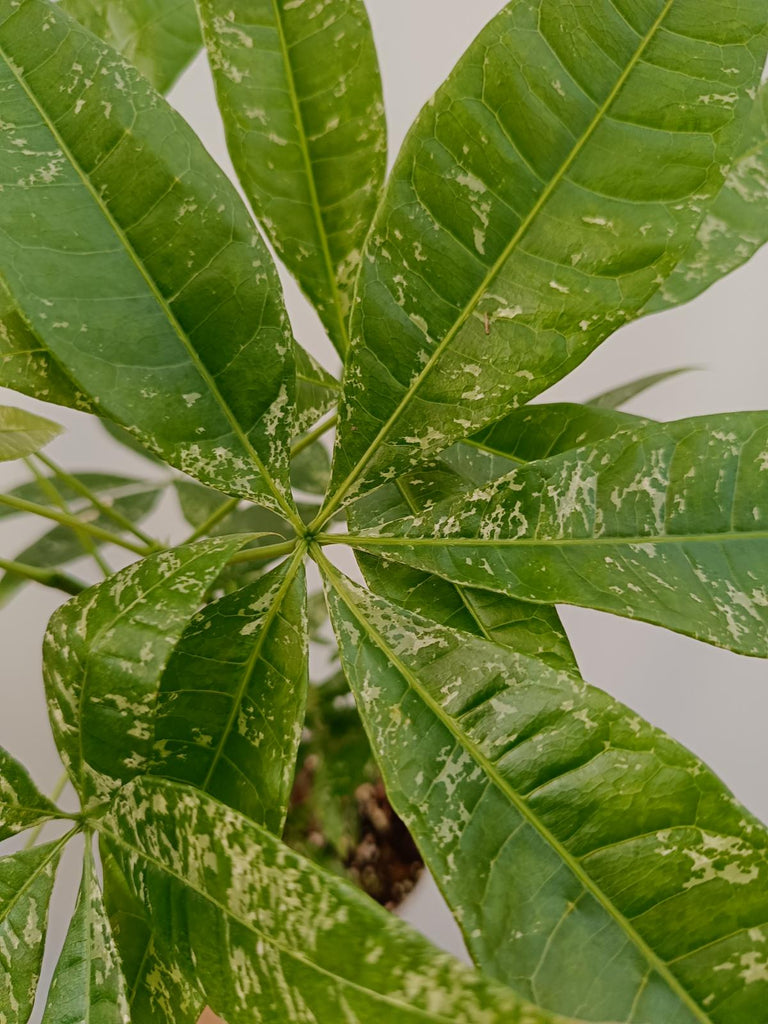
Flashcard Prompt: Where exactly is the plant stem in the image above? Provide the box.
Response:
[228,539,298,565]
[291,413,338,458]
[35,452,164,550]
[184,496,241,543]
[0,558,87,596]
[25,457,112,578]
[23,770,73,850]
[0,493,152,555]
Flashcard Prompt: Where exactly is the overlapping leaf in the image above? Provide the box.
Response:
[60,0,201,92]
[199,0,386,358]
[325,0,768,514]
[101,776,573,1024]
[0,839,65,1024]
[150,554,308,834]
[43,538,248,808]
[345,412,768,657]
[0,0,297,517]
[0,405,61,462]
[325,573,768,1023]
[646,82,768,314]
[41,846,130,1024]
[0,746,59,842]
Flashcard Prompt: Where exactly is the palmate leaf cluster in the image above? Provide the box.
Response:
[0,1,767,1022]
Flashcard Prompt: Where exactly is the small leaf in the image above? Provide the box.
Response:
[0,473,163,522]
[347,412,768,657]
[325,573,768,1022]
[0,0,297,517]
[0,746,58,842]
[588,368,700,410]
[646,82,768,314]
[0,405,61,462]
[0,840,65,1023]
[199,0,386,358]
[294,347,339,438]
[327,0,768,511]
[101,776,570,1023]
[151,555,308,834]
[41,846,130,1024]
[43,538,248,807]
[59,0,201,92]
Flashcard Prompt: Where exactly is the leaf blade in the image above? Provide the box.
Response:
[0,405,61,462]
[326,0,768,511]
[0,0,296,516]
[324,572,768,1023]
[199,0,386,358]
[0,747,59,842]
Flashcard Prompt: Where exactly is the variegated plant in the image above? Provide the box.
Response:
[0,0,767,1021]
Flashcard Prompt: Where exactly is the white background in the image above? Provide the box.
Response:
[2,1,767,1017]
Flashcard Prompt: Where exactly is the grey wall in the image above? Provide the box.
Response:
[1,0,767,1009]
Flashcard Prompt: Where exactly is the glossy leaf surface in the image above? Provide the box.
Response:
[325,574,768,1023]
[44,538,247,807]
[0,840,64,1024]
[328,0,768,511]
[41,847,130,1024]
[102,776,569,1024]
[347,413,768,657]
[0,0,297,516]
[199,0,386,357]
[151,554,308,833]
[0,405,61,462]
[0,746,58,842]
[60,0,201,92]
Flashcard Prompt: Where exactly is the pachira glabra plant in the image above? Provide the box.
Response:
[1,0,768,1021]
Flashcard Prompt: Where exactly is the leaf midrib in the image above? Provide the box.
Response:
[319,0,677,525]
[324,565,711,1024]
[0,20,298,526]
[340,529,768,549]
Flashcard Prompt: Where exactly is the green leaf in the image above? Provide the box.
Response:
[345,412,768,657]
[59,0,201,92]
[587,369,700,411]
[325,0,768,514]
[0,276,95,415]
[199,0,386,358]
[100,848,204,1024]
[294,347,339,438]
[646,82,768,314]
[0,839,65,1024]
[43,538,248,808]
[349,465,577,672]
[41,846,130,1024]
[0,485,163,606]
[291,440,331,495]
[150,554,308,833]
[0,0,297,520]
[0,473,163,521]
[101,776,569,1024]
[0,405,61,462]
[324,571,768,1023]
[0,746,59,842]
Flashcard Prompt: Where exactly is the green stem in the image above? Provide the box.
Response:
[0,557,87,596]
[291,412,337,459]
[25,457,112,578]
[0,493,152,555]
[228,539,298,565]
[184,496,241,544]
[24,770,74,850]
[36,452,163,550]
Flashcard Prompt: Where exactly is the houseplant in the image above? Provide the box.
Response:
[0,0,767,1020]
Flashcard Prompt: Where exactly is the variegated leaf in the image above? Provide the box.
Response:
[0,405,61,462]
[324,571,768,1023]
[0,747,59,842]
